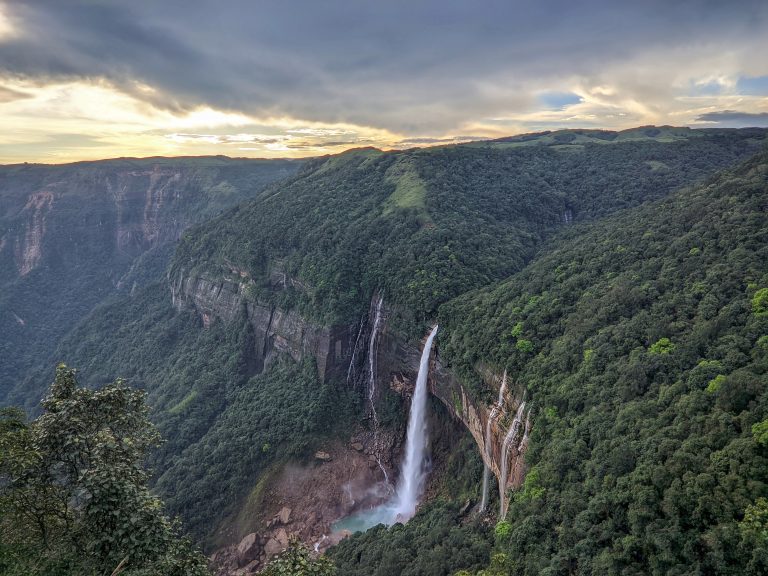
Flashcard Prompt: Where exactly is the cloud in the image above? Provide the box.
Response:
[3,1,768,131]
[0,0,767,161]
[396,136,487,145]
[166,133,285,145]
[695,110,768,126]
[0,85,30,102]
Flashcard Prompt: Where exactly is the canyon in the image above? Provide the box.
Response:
[170,267,530,571]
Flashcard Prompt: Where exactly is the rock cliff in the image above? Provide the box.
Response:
[170,271,529,505]
[170,271,354,382]
[0,158,300,401]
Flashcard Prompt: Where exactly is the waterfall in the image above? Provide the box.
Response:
[367,295,384,425]
[480,370,508,512]
[480,467,491,513]
[361,294,391,485]
[391,325,439,521]
[499,400,526,518]
[518,410,531,454]
[331,325,439,534]
[346,314,367,386]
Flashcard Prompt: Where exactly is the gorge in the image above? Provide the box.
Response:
[2,127,768,576]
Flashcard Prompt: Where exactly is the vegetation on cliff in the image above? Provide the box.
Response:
[171,130,767,329]
[0,157,301,404]
[3,130,768,575]
[436,150,768,574]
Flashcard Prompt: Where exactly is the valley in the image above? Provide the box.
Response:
[2,128,768,575]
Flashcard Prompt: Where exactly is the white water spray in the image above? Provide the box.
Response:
[480,370,508,512]
[391,325,439,520]
[499,400,526,518]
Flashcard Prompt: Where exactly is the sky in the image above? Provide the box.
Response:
[1,0,767,163]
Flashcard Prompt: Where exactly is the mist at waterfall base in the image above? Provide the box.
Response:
[333,326,439,535]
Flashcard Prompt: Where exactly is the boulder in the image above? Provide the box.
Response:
[315,450,332,461]
[276,528,289,547]
[278,506,292,524]
[236,532,260,566]
[351,442,364,451]
[263,538,282,559]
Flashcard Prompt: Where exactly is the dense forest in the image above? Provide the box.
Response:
[0,157,301,404]
[2,128,768,575]
[170,128,767,327]
[435,150,768,574]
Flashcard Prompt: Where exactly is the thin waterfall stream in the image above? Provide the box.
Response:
[479,369,507,512]
[499,400,527,518]
[365,295,389,484]
[367,295,384,426]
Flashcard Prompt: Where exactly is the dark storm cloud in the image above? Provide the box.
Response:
[2,0,767,133]
[696,110,768,126]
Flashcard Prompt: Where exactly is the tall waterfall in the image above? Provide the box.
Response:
[480,370,508,512]
[391,325,439,521]
[499,400,526,518]
[331,325,439,533]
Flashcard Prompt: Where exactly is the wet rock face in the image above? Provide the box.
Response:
[110,166,188,256]
[14,191,53,276]
[429,361,530,494]
[178,286,530,574]
[376,323,530,496]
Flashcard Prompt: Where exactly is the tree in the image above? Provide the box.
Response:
[259,539,336,576]
[0,365,209,576]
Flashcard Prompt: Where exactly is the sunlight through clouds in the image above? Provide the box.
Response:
[0,77,408,162]
[0,1,767,162]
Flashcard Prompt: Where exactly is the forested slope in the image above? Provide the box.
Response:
[0,157,301,403]
[433,150,768,574]
[171,129,766,327]
[5,130,768,574]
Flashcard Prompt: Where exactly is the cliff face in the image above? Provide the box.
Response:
[429,363,529,492]
[379,331,529,494]
[171,271,529,498]
[13,191,53,276]
[0,158,301,402]
[170,271,354,383]
[109,166,188,257]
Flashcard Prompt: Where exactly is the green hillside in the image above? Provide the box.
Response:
[171,129,766,328]
[0,157,301,402]
[4,131,768,575]
[430,150,768,574]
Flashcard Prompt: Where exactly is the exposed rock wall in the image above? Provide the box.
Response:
[14,190,54,276]
[171,272,530,537]
[429,362,529,493]
[170,271,355,383]
[109,167,200,257]
[360,306,530,497]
